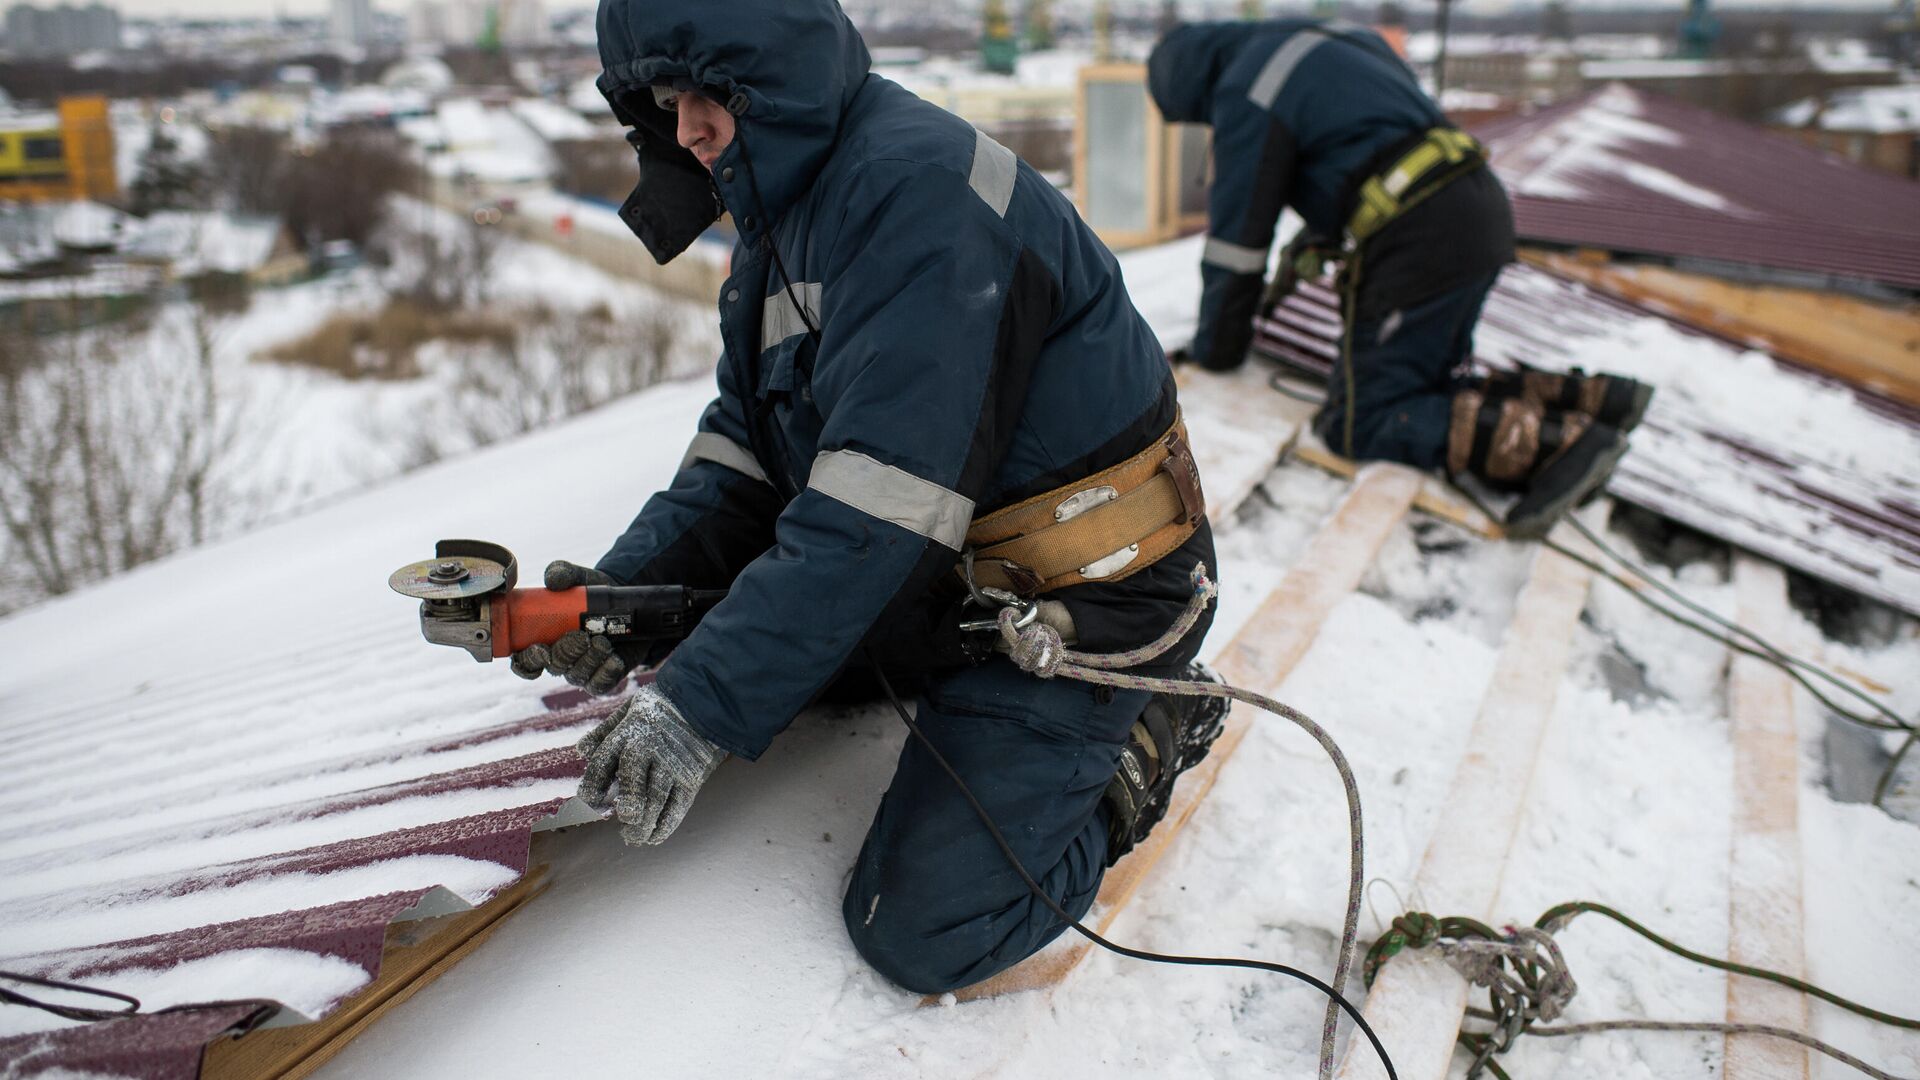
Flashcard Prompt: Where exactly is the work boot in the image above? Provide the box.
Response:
[1447,390,1630,540]
[1102,662,1230,867]
[1474,364,1655,434]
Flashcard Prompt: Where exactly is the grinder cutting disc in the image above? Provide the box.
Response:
[388,555,509,601]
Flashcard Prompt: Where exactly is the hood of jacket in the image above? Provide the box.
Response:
[1147,22,1253,124]
[596,0,872,264]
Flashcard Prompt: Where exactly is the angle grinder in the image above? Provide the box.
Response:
[388,539,725,663]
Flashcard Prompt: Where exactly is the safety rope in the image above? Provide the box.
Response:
[1363,904,1920,1080]
[992,563,1367,1080]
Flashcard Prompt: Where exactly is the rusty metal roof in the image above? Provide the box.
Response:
[1477,84,1920,293]
[1255,264,1920,617]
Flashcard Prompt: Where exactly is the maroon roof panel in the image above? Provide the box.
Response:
[1476,84,1920,292]
[1254,265,1920,616]
[0,678,640,1080]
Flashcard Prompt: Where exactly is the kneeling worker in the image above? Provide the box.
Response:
[517,0,1226,995]
[1149,20,1652,537]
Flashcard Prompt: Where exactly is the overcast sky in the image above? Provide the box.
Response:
[95,0,1894,23]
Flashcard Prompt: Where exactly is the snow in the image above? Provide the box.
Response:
[1777,84,1920,135]
[0,950,372,1041]
[49,201,131,250]
[1501,85,1738,213]
[510,97,599,142]
[426,99,555,185]
[121,212,282,275]
[2,226,1916,1079]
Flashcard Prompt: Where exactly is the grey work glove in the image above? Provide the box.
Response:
[575,683,726,846]
[509,560,632,696]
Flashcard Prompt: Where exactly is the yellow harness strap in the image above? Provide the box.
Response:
[1348,127,1484,244]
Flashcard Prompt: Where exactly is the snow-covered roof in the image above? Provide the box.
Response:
[122,212,285,275]
[0,380,717,1078]
[1776,83,1920,135]
[509,97,597,142]
[310,85,434,128]
[382,55,455,95]
[50,200,132,251]
[0,110,57,134]
[1479,83,1920,292]
[565,73,609,117]
[423,99,554,185]
[0,232,1915,1080]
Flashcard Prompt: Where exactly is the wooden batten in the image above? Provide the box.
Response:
[1335,512,1599,1080]
[200,868,553,1080]
[1523,250,1920,409]
[1724,555,1811,1079]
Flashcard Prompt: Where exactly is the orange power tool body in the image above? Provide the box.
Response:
[389,540,724,663]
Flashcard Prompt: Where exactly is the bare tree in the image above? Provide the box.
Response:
[207,125,290,217]
[366,301,682,467]
[0,300,255,610]
[276,129,418,250]
[378,208,508,310]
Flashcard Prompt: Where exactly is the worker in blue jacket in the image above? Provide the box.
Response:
[508,0,1226,995]
[1150,20,1652,538]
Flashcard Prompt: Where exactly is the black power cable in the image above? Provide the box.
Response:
[866,657,1401,1080]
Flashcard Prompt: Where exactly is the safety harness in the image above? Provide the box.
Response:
[960,415,1206,597]
[1346,126,1485,244]
[1307,126,1490,458]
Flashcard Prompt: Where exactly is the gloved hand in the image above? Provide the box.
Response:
[575,683,726,846]
[509,560,632,696]
[1167,344,1195,367]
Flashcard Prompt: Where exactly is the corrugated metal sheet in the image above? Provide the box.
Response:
[1477,84,1920,293]
[0,691,614,1068]
[1254,264,1920,617]
[0,378,736,1080]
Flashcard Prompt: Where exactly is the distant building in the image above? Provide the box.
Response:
[408,0,450,46]
[407,0,545,48]
[330,0,375,46]
[2,2,121,57]
[1773,83,1920,179]
[0,96,117,203]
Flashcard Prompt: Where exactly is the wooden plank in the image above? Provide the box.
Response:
[952,462,1424,1000]
[199,867,553,1080]
[1175,363,1317,522]
[1725,555,1810,1080]
[1290,440,1504,540]
[1524,250,1920,408]
[1334,513,1599,1080]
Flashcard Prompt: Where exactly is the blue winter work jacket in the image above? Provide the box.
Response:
[591,0,1213,760]
[1149,21,1513,369]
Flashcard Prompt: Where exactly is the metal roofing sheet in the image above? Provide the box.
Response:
[1254,264,1920,617]
[1477,84,1920,292]
[0,379,731,1080]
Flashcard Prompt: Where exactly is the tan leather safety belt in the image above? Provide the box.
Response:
[961,416,1206,596]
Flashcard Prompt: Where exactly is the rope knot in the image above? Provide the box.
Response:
[1001,609,1064,678]
[1393,911,1443,949]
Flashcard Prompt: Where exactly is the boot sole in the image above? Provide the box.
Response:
[1505,433,1631,540]
[1615,383,1655,434]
